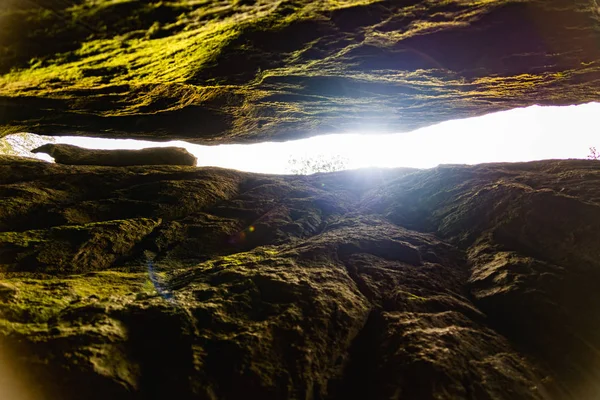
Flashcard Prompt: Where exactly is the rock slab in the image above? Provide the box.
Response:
[31,144,197,166]
[1,157,600,399]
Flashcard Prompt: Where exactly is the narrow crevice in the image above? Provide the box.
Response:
[327,310,384,400]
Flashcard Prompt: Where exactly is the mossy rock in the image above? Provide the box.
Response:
[0,160,600,398]
[0,218,161,274]
[0,1,598,142]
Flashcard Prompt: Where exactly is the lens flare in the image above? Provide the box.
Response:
[146,260,173,302]
[0,343,38,400]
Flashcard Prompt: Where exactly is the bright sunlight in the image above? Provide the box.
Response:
[2,102,599,174]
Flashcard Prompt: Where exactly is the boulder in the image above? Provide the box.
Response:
[31,143,197,166]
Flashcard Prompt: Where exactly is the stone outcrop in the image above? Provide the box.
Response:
[0,0,599,143]
[31,143,197,166]
[2,156,600,399]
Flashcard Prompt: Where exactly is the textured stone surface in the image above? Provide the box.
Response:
[2,156,600,399]
[2,2,599,398]
[31,144,197,166]
[1,0,599,142]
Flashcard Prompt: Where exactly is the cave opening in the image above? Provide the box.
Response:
[2,102,599,174]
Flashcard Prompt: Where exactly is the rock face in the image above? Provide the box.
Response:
[1,0,599,142]
[2,156,600,399]
[31,144,197,166]
[2,2,598,398]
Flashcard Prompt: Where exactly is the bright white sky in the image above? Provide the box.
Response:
[37,102,599,173]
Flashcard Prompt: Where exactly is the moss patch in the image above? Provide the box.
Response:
[0,270,161,333]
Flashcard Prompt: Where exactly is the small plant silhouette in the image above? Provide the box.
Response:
[588,147,600,160]
[287,154,349,174]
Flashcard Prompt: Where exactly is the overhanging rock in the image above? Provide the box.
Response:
[0,0,598,143]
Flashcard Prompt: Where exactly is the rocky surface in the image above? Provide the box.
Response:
[2,156,600,399]
[1,0,599,142]
[31,144,197,166]
[2,1,599,398]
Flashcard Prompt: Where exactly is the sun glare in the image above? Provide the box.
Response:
[6,102,599,174]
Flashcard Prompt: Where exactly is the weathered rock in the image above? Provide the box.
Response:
[0,218,161,274]
[31,144,197,166]
[0,0,598,142]
[1,3,598,397]
[1,158,600,399]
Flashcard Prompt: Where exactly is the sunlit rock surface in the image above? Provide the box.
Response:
[2,156,600,399]
[0,0,599,142]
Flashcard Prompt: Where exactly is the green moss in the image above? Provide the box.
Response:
[0,0,383,98]
[397,290,427,302]
[0,1,243,97]
[0,230,45,248]
[0,270,160,335]
[215,247,280,268]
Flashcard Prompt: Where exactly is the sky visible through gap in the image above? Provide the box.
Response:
[3,102,599,174]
